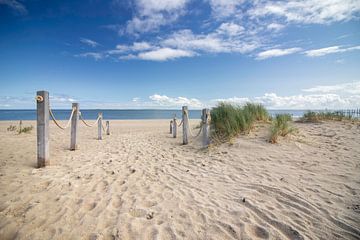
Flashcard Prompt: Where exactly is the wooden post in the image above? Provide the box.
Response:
[170,120,173,134]
[172,116,177,138]
[201,108,210,148]
[19,120,22,133]
[98,112,103,140]
[106,121,110,135]
[70,103,79,150]
[36,90,50,168]
[182,106,189,145]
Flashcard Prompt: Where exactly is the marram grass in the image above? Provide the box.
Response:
[300,111,353,123]
[210,102,269,142]
[269,114,295,144]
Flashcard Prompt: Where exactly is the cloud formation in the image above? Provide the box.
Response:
[304,45,360,57]
[0,0,27,15]
[77,0,360,61]
[257,47,302,60]
[80,38,100,47]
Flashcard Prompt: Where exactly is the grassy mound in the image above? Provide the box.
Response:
[211,102,269,141]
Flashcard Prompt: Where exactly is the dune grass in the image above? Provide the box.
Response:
[269,114,295,143]
[7,125,17,132]
[210,102,269,141]
[19,126,33,134]
[300,111,353,123]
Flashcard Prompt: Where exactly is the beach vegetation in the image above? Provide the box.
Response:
[18,125,33,134]
[7,125,17,132]
[300,111,353,123]
[210,102,269,141]
[269,114,295,143]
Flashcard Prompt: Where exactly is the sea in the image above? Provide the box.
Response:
[0,109,310,120]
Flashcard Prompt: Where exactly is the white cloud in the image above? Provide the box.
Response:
[208,0,245,18]
[217,22,245,36]
[149,94,203,108]
[125,0,189,34]
[162,29,259,54]
[302,81,360,94]
[75,52,104,61]
[254,93,360,109]
[267,23,285,31]
[257,47,302,60]
[304,45,360,57]
[0,0,27,15]
[249,0,360,24]
[80,38,100,47]
[138,48,195,61]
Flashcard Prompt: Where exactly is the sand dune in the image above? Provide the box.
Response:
[0,120,359,239]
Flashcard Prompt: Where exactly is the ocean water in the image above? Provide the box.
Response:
[0,109,310,120]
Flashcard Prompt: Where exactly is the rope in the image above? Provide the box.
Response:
[177,119,183,127]
[102,122,106,132]
[79,112,101,127]
[49,107,75,130]
[183,111,203,138]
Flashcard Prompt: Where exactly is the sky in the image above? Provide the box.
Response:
[0,0,360,109]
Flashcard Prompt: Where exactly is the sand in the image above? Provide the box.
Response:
[0,119,359,240]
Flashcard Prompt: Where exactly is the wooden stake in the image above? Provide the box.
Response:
[36,90,50,167]
[70,103,79,150]
[106,121,110,135]
[202,108,210,148]
[170,120,173,134]
[172,116,177,138]
[98,112,103,140]
[182,106,189,145]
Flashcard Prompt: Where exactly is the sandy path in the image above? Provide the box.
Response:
[0,120,359,239]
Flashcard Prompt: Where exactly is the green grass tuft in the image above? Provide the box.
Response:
[269,114,295,144]
[18,126,33,134]
[7,125,17,132]
[210,102,269,141]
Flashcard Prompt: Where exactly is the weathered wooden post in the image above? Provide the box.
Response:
[170,120,173,134]
[19,120,22,133]
[201,108,210,148]
[106,121,110,135]
[172,115,177,138]
[36,90,50,167]
[182,106,189,145]
[70,103,79,150]
[98,112,103,140]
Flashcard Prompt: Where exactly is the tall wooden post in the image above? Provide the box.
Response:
[106,121,110,135]
[202,108,210,148]
[172,116,177,138]
[70,103,79,150]
[19,120,22,133]
[170,120,173,134]
[98,113,103,140]
[36,90,50,168]
[182,106,189,145]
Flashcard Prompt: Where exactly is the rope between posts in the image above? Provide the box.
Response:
[184,111,203,138]
[49,107,75,130]
[79,112,101,127]
[177,119,183,127]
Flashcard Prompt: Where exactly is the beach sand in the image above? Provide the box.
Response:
[0,120,359,240]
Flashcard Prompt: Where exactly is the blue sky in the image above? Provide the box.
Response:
[0,0,360,109]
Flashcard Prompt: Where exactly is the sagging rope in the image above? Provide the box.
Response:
[183,110,203,138]
[79,112,101,127]
[49,107,75,130]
